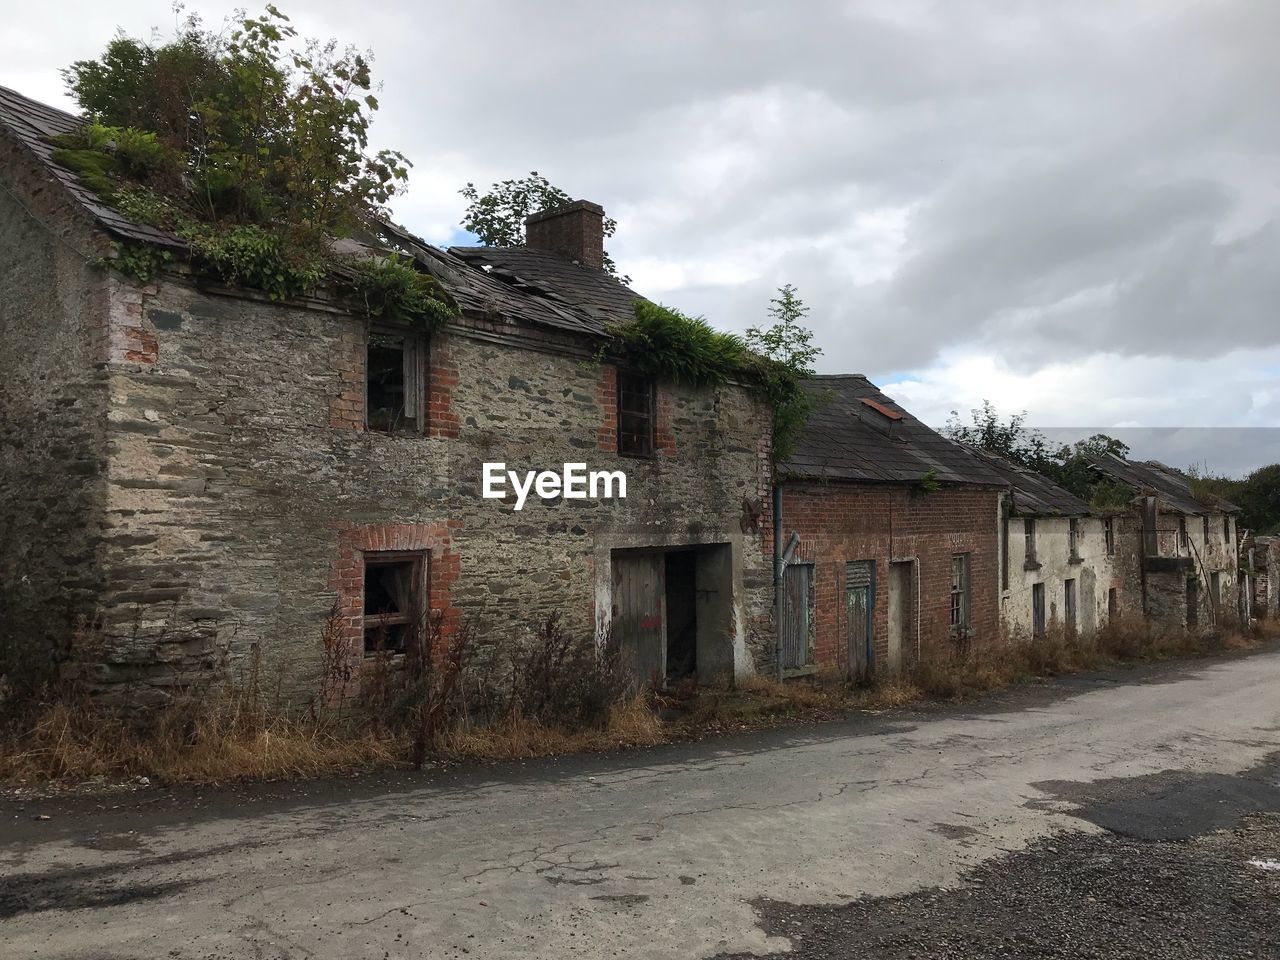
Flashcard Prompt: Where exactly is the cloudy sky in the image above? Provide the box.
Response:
[5,1,1278,475]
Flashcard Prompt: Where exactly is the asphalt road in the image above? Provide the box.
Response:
[3,649,1280,960]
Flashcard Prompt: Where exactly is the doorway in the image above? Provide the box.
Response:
[664,551,697,682]
[611,544,733,689]
[886,560,915,673]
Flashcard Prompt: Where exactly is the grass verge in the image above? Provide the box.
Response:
[2,618,1277,790]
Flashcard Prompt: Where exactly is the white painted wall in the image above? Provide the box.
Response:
[999,506,1117,640]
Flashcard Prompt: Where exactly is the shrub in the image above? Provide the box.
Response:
[53,5,454,326]
[610,301,745,388]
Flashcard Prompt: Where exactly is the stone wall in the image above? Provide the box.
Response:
[91,276,774,702]
[775,482,1001,673]
[0,157,110,692]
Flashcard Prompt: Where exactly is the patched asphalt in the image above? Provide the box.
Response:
[3,648,1280,959]
[717,754,1280,959]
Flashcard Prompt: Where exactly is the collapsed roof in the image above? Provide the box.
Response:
[0,83,641,343]
[1086,453,1239,515]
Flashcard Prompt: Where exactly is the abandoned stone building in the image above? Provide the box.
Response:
[1245,534,1278,620]
[1086,453,1240,629]
[774,376,1005,677]
[967,448,1121,639]
[0,85,775,703]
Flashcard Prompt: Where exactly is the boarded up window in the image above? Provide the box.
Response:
[367,330,425,433]
[617,372,655,457]
[781,563,815,672]
[363,552,425,656]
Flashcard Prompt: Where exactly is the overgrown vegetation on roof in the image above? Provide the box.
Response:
[608,294,816,464]
[52,5,454,329]
[610,301,745,387]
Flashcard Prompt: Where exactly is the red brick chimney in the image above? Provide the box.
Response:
[524,200,605,269]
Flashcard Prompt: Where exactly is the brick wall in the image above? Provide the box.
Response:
[774,482,1000,673]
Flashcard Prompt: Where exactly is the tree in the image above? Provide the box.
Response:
[942,401,1055,472]
[1238,464,1280,534]
[458,172,627,280]
[943,401,1132,504]
[745,284,822,464]
[63,5,409,233]
[745,284,821,374]
[1188,463,1280,535]
[55,4,449,318]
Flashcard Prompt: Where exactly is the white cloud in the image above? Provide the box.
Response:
[3,0,1278,469]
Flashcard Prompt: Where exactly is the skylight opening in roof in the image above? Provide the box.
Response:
[859,397,903,421]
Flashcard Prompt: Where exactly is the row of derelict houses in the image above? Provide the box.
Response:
[1,84,1275,705]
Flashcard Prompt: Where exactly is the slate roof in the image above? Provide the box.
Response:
[0,83,641,342]
[965,447,1093,517]
[783,375,1007,486]
[449,247,645,336]
[0,84,183,249]
[1086,453,1239,515]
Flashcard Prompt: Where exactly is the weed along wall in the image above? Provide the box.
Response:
[84,274,774,704]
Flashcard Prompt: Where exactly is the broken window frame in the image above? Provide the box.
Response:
[949,553,971,633]
[1178,517,1188,553]
[617,371,656,458]
[1104,517,1115,557]
[1203,515,1210,544]
[362,550,427,658]
[1068,518,1080,561]
[1223,516,1231,544]
[1024,518,1038,568]
[365,326,427,434]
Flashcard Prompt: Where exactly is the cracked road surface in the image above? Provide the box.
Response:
[3,649,1280,959]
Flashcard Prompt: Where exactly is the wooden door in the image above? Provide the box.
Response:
[845,561,875,678]
[612,552,665,688]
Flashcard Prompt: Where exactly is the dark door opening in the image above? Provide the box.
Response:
[664,551,697,683]
[612,544,734,690]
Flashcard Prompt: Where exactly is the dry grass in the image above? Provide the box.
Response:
[432,696,665,762]
[0,696,403,788]
[3,618,1278,790]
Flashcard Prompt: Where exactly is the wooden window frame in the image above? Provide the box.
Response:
[949,553,971,633]
[617,371,656,458]
[362,550,427,658]
[365,326,427,434]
